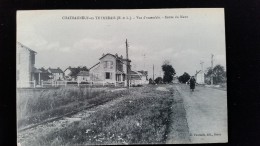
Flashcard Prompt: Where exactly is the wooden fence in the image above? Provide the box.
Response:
[41,80,126,87]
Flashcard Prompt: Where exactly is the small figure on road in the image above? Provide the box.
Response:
[188,76,196,92]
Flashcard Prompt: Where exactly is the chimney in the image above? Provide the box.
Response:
[102,53,105,56]
[120,55,123,58]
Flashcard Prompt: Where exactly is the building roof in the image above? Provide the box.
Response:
[89,62,100,70]
[129,71,142,80]
[137,70,148,76]
[17,42,37,54]
[48,68,64,73]
[99,53,131,62]
[39,67,50,73]
[32,67,42,73]
[64,66,88,76]
[77,71,90,76]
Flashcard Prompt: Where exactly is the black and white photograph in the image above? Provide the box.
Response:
[16,9,227,145]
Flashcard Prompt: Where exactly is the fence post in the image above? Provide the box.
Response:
[115,81,117,87]
[103,81,104,86]
[78,82,79,87]
[33,80,36,88]
[41,80,43,87]
[65,81,67,87]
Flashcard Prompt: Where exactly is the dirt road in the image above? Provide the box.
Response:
[173,84,228,143]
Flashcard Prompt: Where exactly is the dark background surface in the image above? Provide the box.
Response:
[0,0,259,145]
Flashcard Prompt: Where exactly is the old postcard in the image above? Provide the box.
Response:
[17,8,227,145]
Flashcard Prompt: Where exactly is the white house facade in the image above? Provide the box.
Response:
[17,42,37,87]
[48,68,64,81]
[89,53,131,83]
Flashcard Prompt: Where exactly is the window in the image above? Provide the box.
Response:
[104,61,113,69]
[106,72,112,79]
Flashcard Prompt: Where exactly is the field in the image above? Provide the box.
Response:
[18,85,175,145]
[17,86,129,129]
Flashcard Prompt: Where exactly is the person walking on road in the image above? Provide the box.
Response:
[187,76,196,92]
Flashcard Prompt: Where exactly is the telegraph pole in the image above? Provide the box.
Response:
[126,39,129,88]
[200,61,204,83]
[153,64,154,81]
[143,54,146,70]
[211,54,214,85]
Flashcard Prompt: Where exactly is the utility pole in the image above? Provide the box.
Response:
[143,54,146,70]
[211,54,214,85]
[200,61,204,83]
[153,64,154,81]
[126,39,129,88]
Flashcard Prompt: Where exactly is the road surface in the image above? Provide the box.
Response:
[172,84,228,143]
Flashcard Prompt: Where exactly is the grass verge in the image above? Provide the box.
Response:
[21,85,174,145]
[17,86,129,129]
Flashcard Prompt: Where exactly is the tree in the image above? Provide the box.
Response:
[178,72,190,83]
[205,64,226,84]
[162,60,176,83]
[155,77,163,84]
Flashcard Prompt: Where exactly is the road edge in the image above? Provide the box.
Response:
[166,84,191,144]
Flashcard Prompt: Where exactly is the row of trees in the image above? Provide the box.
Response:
[148,60,226,85]
[177,64,226,84]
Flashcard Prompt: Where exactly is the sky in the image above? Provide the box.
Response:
[17,9,226,79]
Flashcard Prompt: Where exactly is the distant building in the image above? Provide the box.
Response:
[129,70,149,85]
[38,67,52,81]
[17,42,37,87]
[77,71,90,83]
[64,66,88,81]
[195,70,205,84]
[89,53,131,83]
[47,67,64,81]
[137,70,148,82]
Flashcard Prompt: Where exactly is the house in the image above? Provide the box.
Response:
[77,71,90,83]
[195,70,205,84]
[137,70,148,83]
[89,53,131,83]
[64,66,88,81]
[128,70,149,85]
[47,67,64,81]
[17,42,38,87]
[128,71,145,85]
[38,67,52,81]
